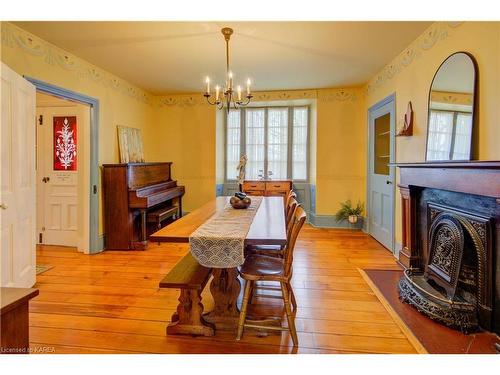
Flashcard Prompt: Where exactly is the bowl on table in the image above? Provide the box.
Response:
[230,193,251,209]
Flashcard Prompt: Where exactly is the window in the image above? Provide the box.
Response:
[427,110,472,161]
[225,106,309,181]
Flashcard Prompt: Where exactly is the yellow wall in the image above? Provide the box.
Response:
[150,96,216,212]
[1,22,155,235]
[365,21,500,243]
[316,88,366,215]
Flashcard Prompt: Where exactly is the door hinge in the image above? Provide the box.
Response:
[38,114,43,125]
[39,232,43,243]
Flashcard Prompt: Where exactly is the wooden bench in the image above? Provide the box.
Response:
[1,287,39,354]
[147,205,179,230]
[159,253,214,336]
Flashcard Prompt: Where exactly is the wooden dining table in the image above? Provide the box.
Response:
[150,196,287,330]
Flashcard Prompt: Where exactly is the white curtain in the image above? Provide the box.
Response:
[427,111,454,161]
[226,109,241,180]
[245,109,265,179]
[452,113,472,160]
[267,108,288,179]
[292,107,308,180]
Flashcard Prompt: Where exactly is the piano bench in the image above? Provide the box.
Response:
[147,205,179,230]
[159,253,214,337]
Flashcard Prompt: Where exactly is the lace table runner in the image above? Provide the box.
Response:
[189,196,263,268]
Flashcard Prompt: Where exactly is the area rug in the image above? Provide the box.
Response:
[359,268,499,354]
[36,264,54,275]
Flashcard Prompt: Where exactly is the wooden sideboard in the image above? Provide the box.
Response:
[242,180,293,199]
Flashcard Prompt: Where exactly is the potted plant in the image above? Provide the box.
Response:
[335,200,364,225]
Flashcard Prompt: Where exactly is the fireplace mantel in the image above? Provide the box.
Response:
[393,161,500,198]
[394,160,500,333]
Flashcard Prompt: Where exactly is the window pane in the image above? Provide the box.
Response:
[226,109,240,180]
[267,108,288,179]
[292,107,308,180]
[427,110,454,161]
[246,109,265,179]
[452,113,472,160]
[373,113,390,175]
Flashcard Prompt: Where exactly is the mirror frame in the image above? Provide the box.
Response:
[425,51,479,162]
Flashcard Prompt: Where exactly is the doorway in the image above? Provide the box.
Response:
[26,77,101,254]
[367,94,395,252]
[36,93,90,250]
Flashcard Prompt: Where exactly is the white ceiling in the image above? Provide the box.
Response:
[14,21,433,94]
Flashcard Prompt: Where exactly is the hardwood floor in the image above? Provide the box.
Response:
[30,225,416,354]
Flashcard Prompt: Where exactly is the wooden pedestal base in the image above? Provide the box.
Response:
[204,268,241,331]
[167,289,214,337]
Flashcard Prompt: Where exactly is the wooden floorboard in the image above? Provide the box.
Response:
[30,225,417,354]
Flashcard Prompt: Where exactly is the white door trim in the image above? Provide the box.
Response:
[366,93,396,253]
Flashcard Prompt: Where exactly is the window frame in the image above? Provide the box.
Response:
[224,105,310,183]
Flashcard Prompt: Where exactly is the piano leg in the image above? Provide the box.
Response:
[140,209,147,242]
[178,197,183,218]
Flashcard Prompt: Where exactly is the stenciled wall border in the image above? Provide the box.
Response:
[157,88,361,108]
[317,88,361,102]
[366,22,465,95]
[1,22,153,105]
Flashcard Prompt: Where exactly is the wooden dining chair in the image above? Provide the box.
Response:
[236,206,307,346]
[285,191,297,215]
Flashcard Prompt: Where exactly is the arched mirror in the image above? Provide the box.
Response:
[425,52,477,161]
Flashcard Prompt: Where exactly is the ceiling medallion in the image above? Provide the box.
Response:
[203,27,253,112]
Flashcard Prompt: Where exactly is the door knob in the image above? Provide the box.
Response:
[386,180,393,185]
[0,203,7,210]
[42,177,50,183]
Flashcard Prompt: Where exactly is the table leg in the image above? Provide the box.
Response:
[203,267,241,331]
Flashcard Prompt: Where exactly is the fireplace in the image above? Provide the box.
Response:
[395,162,500,334]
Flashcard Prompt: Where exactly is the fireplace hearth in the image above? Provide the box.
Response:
[395,162,500,334]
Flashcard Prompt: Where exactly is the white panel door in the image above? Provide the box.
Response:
[37,107,82,247]
[368,98,395,252]
[0,62,37,287]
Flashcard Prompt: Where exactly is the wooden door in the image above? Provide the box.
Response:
[368,96,395,252]
[0,62,37,287]
[37,106,83,247]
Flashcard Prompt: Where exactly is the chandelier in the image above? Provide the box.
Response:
[203,27,253,112]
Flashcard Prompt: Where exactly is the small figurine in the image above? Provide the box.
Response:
[236,154,247,191]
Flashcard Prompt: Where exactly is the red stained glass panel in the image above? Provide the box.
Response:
[53,116,77,171]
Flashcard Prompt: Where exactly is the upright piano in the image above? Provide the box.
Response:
[102,162,185,250]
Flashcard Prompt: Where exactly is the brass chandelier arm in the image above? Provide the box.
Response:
[236,95,254,107]
[203,93,218,106]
